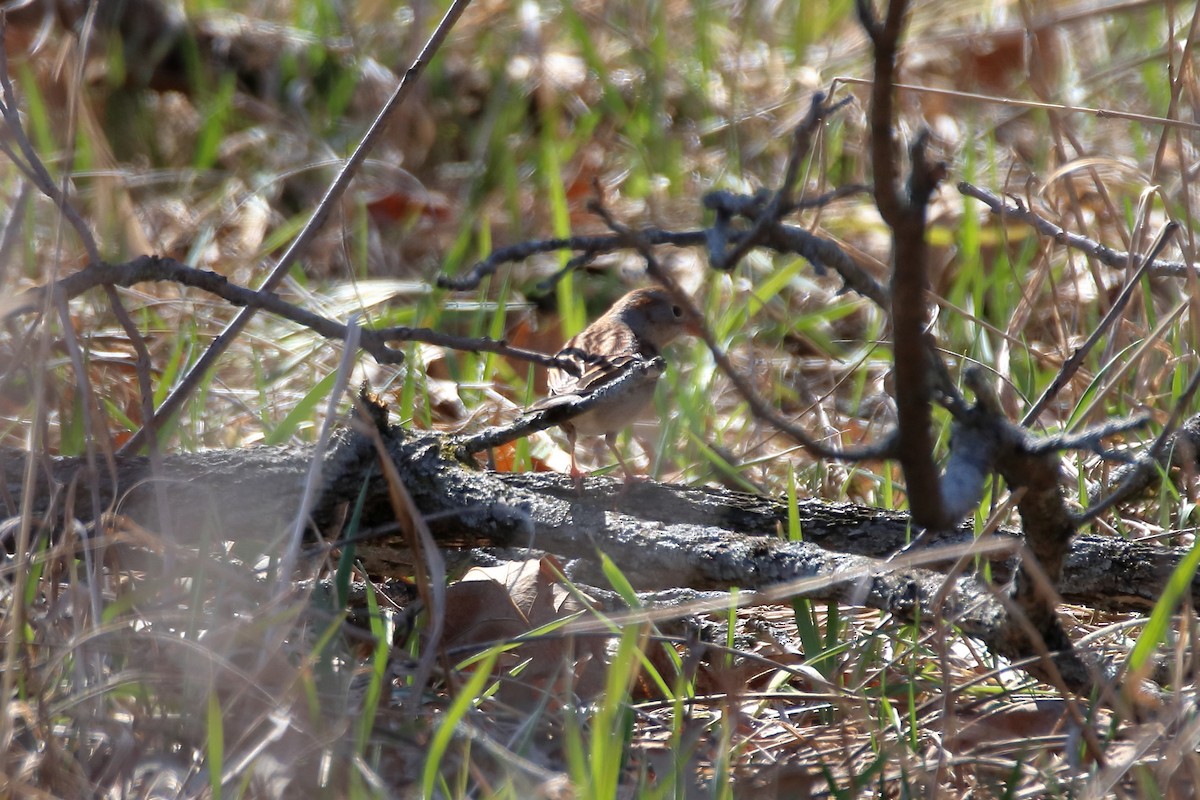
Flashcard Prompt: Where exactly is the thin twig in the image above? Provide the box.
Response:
[1030,415,1151,457]
[10,255,571,370]
[1022,221,1179,425]
[442,228,713,290]
[0,180,30,284]
[1077,368,1200,524]
[959,181,1192,278]
[119,0,474,455]
[533,250,599,293]
[103,285,170,526]
[710,93,853,270]
[0,17,100,263]
[835,75,1200,135]
[442,188,873,296]
[458,358,666,454]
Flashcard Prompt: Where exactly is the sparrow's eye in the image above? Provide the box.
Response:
[671,305,683,318]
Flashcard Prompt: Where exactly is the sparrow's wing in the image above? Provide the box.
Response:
[529,351,641,414]
[547,326,641,398]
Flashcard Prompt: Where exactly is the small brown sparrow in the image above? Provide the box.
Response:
[531,286,699,483]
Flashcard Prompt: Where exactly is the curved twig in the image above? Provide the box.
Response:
[10,256,570,370]
[458,358,666,455]
[959,181,1193,278]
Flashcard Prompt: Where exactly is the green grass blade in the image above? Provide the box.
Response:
[422,649,500,798]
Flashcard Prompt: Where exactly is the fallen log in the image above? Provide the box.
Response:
[0,426,1183,618]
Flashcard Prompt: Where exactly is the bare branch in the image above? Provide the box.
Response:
[857,0,949,530]
[458,358,666,455]
[1078,370,1200,524]
[756,217,891,308]
[709,93,855,271]
[1030,416,1152,458]
[1021,221,1180,425]
[857,0,909,225]
[440,102,870,296]
[9,256,569,370]
[954,371,1083,685]
[959,181,1193,278]
[438,230,702,290]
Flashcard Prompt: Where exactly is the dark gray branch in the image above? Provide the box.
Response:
[10,255,569,370]
[958,181,1193,279]
[458,358,665,454]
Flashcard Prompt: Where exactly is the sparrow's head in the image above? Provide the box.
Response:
[612,287,700,352]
